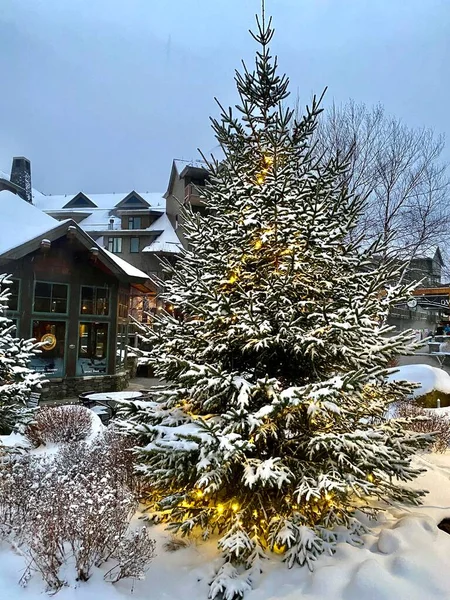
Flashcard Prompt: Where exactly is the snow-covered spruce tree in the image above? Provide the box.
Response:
[121,12,430,599]
[0,274,42,434]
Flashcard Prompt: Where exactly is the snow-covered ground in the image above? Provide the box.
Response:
[0,451,450,600]
[2,366,450,600]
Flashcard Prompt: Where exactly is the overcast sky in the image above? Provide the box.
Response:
[0,0,449,195]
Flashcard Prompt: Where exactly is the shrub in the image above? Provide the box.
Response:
[0,431,155,591]
[24,405,93,447]
[395,402,450,453]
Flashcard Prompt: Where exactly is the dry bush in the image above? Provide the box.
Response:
[24,405,93,447]
[104,527,156,583]
[395,402,450,453]
[0,430,155,591]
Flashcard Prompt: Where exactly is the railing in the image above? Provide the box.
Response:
[184,184,204,203]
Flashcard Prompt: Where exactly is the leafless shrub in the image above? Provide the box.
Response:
[104,527,156,583]
[395,402,450,453]
[0,431,155,591]
[24,405,93,447]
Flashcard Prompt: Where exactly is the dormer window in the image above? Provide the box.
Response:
[62,192,97,209]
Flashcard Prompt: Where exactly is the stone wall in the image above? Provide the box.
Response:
[40,371,130,401]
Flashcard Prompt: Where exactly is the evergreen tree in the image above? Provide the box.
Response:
[0,274,42,434]
[121,10,430,598]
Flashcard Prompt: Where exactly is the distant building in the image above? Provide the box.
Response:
[0,189,151,400]
[389,249,446,333]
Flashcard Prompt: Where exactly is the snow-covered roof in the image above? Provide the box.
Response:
[34,192,165,212]
[103,249,149,279]
[173,159,207,174]
[0,190,150,284]
[142,213,182,254]
[0,190,63,255]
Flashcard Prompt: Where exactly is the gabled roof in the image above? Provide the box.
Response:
[164,159,208,199]
[113,191,150,209]
[62,192,98,209]
[34,192,164,212]
[0,190,150,286]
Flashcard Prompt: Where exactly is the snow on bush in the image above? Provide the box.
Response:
[24,405,94,447]
[0,430,155,591]
[395,402,450,453]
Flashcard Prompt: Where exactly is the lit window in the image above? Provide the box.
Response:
[77,322,108,375]
[130,237,139,253]
[80,286,109,315]
[31,320,66,377]
[108,237,122,253]
[34,282,68,314]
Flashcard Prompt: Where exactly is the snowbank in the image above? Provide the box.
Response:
[387,364,450,397]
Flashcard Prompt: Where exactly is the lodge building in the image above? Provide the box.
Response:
[0,188,151,400]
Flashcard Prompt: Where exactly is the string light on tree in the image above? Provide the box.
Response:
[121,6,431,599]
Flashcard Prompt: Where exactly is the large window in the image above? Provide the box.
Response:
[30,320,66,377]
[80,286,109,316]
[128,216,141,230]
[77,322,108,375]
[34,282,68,314]
[130,237,139,253]
[107,237,122,253]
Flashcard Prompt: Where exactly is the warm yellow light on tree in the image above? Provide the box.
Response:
[262,153,273,167]
[367,473,374,482]
[253,239,262,250]
[273,543,285,555]
[228,273,238,284]
[217,503,225,514]
[256,173,266,185]
[231,502,239,512]
[195,489,204,498]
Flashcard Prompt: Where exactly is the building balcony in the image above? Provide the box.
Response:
[184,184,205,207]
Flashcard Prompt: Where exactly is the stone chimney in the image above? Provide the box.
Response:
[10,157,32,204]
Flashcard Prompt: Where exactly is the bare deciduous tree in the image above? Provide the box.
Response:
[315,100,450,275]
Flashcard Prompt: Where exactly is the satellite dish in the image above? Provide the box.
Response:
[407,299,418,309]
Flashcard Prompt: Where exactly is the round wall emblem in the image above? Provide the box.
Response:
[41,333,57,351]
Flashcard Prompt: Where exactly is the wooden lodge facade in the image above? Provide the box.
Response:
[0,190,151,400]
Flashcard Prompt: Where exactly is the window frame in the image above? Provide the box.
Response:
[30,318,68,378]
[33,281,69,315]
[128,216,142,230]
[5,277,20,314]
[77,320,109,376]
[107,237,123,254]
[80,286,111,317]
[130,237,140,253]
